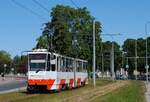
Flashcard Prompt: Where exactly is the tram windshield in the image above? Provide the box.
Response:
[29,54,47,71]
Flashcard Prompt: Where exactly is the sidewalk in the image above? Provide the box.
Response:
[145,82,150,102]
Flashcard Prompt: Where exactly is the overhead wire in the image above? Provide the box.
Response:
[32,0,49,13]
[70,0,79,9]
[11,0,47,21]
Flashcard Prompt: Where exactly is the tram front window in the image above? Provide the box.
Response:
[30,63,45,71]
[29,54,46,71]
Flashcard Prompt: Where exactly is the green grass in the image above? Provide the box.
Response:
[0,80,113,102]
[92,81,146,102]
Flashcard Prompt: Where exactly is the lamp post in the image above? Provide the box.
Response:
[135,39,138,80]
[93,20,96,87]
[101,42,104,78]
[145,22,150,83]
[71,19,78,88]
[111,41,115,80]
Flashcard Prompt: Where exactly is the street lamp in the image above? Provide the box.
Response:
[135,39,138,80]
[145,21,150,83]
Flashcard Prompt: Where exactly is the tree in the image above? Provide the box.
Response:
[0,50,12,74]
[101,41,121,72]
[13,55,27,74]
[35,5,102,71]
[122,38,146,75]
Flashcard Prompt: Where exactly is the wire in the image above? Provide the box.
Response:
[11,0,47,20]
[32,0,49,13]
[70,0,79,8]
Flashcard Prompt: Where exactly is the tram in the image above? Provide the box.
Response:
[27,49,88,92]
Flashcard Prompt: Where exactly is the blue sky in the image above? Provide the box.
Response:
[1,0,150,57]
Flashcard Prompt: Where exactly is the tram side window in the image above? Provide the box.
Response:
[51,64,55,71]
[65,58,68,72]
[66,58,69,72]
[51,55,56,71]
[63,58,66,72]
[77,61,81,72]
[83,62,87,72]
[47,54,51,71]
[57,57,61,72]
[60,58,62,72]
[69,59,73,72]
[79,61,82,72]
[60,57,65,72]
[66,59,73,72]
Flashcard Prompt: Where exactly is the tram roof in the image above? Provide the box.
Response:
[28,49,87,62]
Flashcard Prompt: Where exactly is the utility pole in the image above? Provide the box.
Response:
[111,41,115,80]
[101,33,121,80]
[122,51,124,68]
[71,20,77,87]
[102,53,104,78]
[121,50,127,69]
[135,39,138,80]
[93,20,96,87]
[126,57,129,69]
[101,41,104,78]
[145,22,150,83]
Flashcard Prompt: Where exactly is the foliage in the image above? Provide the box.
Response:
[0,50,12,74]
[122,38,147,74]
[101,41,121,71]
[13,55,28,74]
[35,5,102,71]
[34,5,150,75]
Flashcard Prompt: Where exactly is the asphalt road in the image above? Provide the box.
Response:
[0,79,26,93]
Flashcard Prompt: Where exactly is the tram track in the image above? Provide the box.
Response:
[0,80,128,102]
[58,80,129,102]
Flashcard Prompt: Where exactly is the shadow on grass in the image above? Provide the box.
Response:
[19,85,85,95]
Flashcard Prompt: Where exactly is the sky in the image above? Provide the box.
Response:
[1,0,150,57]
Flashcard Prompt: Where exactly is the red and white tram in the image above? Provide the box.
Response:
[27,49,88,92]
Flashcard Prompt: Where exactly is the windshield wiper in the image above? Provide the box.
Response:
[36,69,41,73]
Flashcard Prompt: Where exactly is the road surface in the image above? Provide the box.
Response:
[0,76,26,93]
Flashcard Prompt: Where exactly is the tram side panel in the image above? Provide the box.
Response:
[56,71,87,89]
[57,72,74,89]
[76,72,88,86]
[27,71,57,91]
[44,71,57,90]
